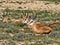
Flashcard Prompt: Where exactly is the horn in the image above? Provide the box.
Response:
[25,13,28,18]
[31,15,36,20]
[23,13,28,18]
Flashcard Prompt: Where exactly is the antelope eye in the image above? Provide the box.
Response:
[23,18,26,22]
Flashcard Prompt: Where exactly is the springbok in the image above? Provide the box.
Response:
[22,14,52,34]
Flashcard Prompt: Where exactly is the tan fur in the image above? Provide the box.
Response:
[22,15,60,34]
[48,22,60,28]
[11,19,22,24]
[0,28,3,30]
[22,15,52,34]
[29,22,52,34]
[3,16,9,23]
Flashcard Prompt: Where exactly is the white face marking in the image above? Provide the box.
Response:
[22,18,27,24]
[22,14,28,23]
[29,22,34,25]
[22,15,28,24]
[28,19,35,25]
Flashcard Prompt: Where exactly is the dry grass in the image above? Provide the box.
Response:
[0,8,60,45]
[0,0,60,12]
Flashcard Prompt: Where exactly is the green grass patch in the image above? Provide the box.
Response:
[0,9,60,45]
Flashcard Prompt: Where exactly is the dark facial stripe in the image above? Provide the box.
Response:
[29,20,34,24]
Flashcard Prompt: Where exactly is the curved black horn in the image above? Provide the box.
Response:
[31,15,35,20]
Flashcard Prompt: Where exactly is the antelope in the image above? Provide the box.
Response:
[3,16,22,24]
[22,14,52,34]
[10,19,22,24]
[3,16,9,23]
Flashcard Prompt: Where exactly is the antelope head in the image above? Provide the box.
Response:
[22,13,30,24]
[27,16,37,25]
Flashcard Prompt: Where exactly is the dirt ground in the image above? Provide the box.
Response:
[0,0,60,11]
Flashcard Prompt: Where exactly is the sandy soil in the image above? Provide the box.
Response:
[0,0,60,11]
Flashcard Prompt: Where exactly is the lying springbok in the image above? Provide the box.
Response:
[3,16,22,24]
[22,14,52,34]
[10,19,22,24]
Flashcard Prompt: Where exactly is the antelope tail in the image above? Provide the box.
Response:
[48,22,60,28]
